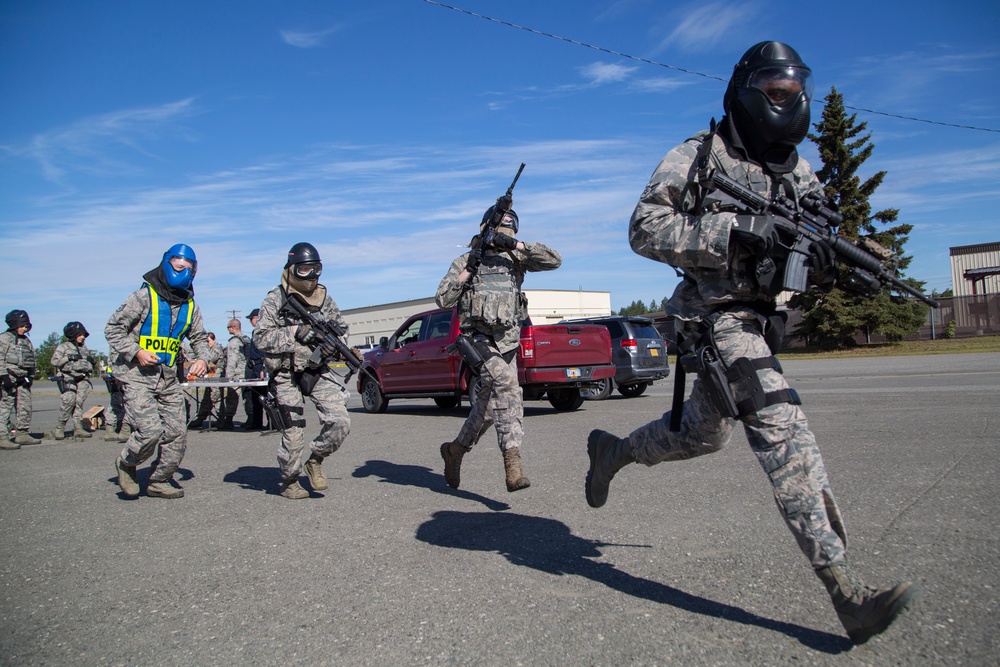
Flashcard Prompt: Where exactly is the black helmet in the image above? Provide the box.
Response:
[64,321,89,340]
[724,41,813,156]
[285,242,321,268]
[5,309,30,332]
[481,206,519,234]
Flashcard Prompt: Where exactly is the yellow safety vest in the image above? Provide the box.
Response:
[138,284,193,367]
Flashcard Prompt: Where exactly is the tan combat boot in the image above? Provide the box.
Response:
[502,447,530,492]
[585,429,634,508]
[117,423,132,443]
[440,441,468,489]
[147,480,184,499]
[104,425,118,441]
[280,478,309,499]
[51,422,68,441]
[115,457,140,497]
[817,562,920,645]
[1,437,20,450]
[73,420,92,439]
[303,453,328,491]
[12,431,40,445]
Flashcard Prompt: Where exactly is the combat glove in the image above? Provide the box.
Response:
[806,239,838,289]
[0,374,13,392]
[491,234,519,251]
[730,215,779,255]
[294,324,318,346]
[464,244,484,274]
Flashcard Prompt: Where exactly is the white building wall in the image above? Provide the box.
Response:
[342,290,611,346]
[950,242,1000,297]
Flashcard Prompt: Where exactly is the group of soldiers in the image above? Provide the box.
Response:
[1,42,921,645]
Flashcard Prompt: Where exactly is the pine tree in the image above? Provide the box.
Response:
[34,332,64,378]
[789,87,928,349]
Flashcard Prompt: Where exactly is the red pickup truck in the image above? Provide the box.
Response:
[357,307,614,413]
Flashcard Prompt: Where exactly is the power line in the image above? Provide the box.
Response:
[422,0,1000,134]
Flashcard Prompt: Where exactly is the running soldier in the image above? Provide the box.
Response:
[49,321,98,440]
[106,244,210,499]
[0,309,40,448]
[436,205,561,492]
[584,42,918,645]
[253,242,351,499]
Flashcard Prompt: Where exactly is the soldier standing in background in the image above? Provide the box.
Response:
[584,42,918,645]
[102,348,131,443]
[188,332,224,429]
[218,319,250,430]
[254,243,351,499]
[436,205,561,492]
[0,310,40,448]
[244,308,268,430]
[49,321,98,441]
[106,244,210,499]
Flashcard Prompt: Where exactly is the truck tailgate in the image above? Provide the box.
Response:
[520,324,611,368]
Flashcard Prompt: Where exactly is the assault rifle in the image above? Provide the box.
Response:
[280,294,369,383]
[467,163,526,276]
[707,170,939,308]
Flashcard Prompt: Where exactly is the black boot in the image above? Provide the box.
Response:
[585,429,634,508]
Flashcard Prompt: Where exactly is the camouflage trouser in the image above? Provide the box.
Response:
[0,381,32,432]
[273,371,350,480]
[58,379,92,424]
[109,386,127,432]
[118,370,188,482]
[194,387,238,421]
[456,355,523,452]
[628,312,847,569]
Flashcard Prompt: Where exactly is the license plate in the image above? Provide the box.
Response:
[566,368,581,379]
[650,348,659,356]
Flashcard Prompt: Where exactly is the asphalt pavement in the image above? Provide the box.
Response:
[1,353,998,666]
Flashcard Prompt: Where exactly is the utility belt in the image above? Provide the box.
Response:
[669,304,798,431]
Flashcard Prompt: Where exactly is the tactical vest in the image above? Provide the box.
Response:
[138,284,193,367]
[460,254,522,329]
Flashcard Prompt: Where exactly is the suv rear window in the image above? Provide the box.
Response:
[629,324,661,339]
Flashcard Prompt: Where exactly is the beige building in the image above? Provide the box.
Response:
[950,242,1000,297]
[342,289,611,347]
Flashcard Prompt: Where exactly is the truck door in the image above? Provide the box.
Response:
[379,315,426,392]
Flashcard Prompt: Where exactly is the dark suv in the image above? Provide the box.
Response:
[559,315,669,398]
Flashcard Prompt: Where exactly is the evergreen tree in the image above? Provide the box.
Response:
[34,332,64,378]
[789,87,928,349]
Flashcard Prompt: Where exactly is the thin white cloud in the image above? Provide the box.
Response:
[279,25,342,48]
[579,61,637,85]
[656,2,756,53]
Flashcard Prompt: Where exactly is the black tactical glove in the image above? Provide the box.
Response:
[806,239,838,289]
[491,233,519,251]
[294,324,318,346]
[20,376,32,389]
[464,244,484,273]
[0,374,13,392]
[730,215,779,255]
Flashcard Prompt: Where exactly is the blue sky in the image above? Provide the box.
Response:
[2,0,999,351]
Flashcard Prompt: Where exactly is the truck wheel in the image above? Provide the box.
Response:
[467,375,483,405]
[617,382,648,398]
[581,378,613,401]
[361,375,388,413]
[434,396,459,409]
[547,388,584,411]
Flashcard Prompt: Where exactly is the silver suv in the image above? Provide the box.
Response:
[559,316,669,399]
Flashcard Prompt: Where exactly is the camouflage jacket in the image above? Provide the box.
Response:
[0,330,35,379]
[254,285,349,375]
[105,286,210,383]
[629,129,821,322]
[436,242,562,354]
[223,334,250,378]
[51,341,97,380]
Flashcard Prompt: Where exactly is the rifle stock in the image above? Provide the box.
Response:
[708,170,939,308]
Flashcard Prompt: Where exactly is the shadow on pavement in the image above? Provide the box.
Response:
[223,465,280,495]
[415,510,851,654]
[353,459,510,512]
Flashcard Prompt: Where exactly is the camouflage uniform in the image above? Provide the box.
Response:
[254,286,351,482]
[193,340,225,422]
[436,243,562,453]
[0,330,35,434]
[219,333,249,421]
[105,286,210,483]
[623,129,846,569]
[51,340,97,427]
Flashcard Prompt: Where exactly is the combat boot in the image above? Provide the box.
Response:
[115,457,140,497]
[217,417,234,431]
[303,453,328,491]
[585,429,634,508]
[12,431,40,445]
[502,447,530,492]
[817,562,920,645]
[51,421,68,441]
[279,478,309,499]
[117,423,132,443]
[1,437,20,450]
[187,418,204,429]
[440,441,469,489]
[147,480,184,499]
[103,425,118,441]
[73,419,92,440]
